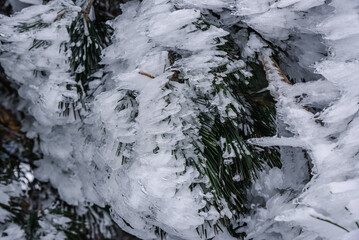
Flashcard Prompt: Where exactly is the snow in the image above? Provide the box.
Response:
[1,0,359,239]
[235,1,359,239]
[173,0,232,10]
[5,0,234,238]
[96,1,231,237]
[0,224,25,240]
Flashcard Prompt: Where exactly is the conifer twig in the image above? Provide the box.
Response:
[261,52,326,128]
[85,0,95,14]
[79,0,95,21]
[260,54,292,85]
[53,11,67,22]
[138,71,155,79]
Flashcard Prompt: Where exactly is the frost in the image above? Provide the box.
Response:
[1,0,359,239]
[75,64,85,73]
[237,0,359,239]
[0,224,25,240]
[4,0,238,238]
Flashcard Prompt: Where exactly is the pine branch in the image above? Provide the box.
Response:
[138,71,155,79]
[260,54,292,85]
[59,1,113,117]
[0,100,135,240]
[79,0,96,22]
[190,36,281,218]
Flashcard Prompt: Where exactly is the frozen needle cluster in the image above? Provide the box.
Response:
[1,0,359,239]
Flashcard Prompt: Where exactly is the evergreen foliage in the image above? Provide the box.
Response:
[4,0,353,240]
[0,65,135,240]
[187,30,281,237]
[0,1,132,239]
[2,0,359,239]
[0,0,282,238]
[60,2,113,117]
[97,3,281,237]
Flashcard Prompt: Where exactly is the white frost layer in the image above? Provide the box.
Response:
[0,1,81,127]
[1,0,358,239]
[94,1,230,238]
[235,0,359,239]
[1,0,234,239]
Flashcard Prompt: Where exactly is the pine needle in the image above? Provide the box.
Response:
[310,215,350,233]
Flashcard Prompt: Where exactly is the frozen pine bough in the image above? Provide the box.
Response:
[233,1,359,240]
[96,0,282,238]
[1,0,279,238]
[1,0,359,239]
